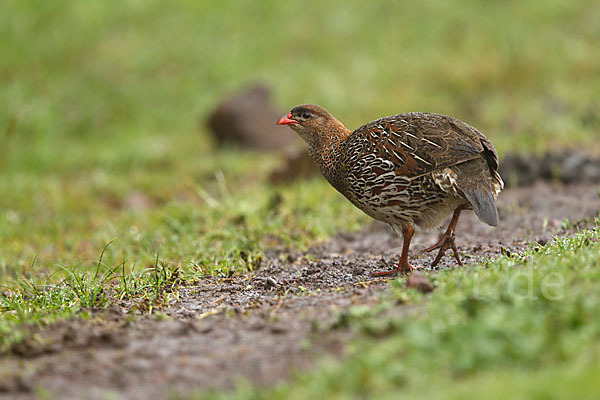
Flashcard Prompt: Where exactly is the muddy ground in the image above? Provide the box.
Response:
[1,182,600,399]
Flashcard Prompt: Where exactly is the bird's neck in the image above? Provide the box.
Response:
[307,124,351,187]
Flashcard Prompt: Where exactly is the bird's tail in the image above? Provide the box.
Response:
[463,187,499,227]
[453,157,501,227]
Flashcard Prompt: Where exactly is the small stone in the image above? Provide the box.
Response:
[270,324,287,334]
[406,272,434,293]
[266,277,278,288]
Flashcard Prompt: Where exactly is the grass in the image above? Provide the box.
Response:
[199,227,600,399]
[1,0,600,396]
[0,178,366,350]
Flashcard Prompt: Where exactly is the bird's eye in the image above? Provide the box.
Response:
[302,112,311,119]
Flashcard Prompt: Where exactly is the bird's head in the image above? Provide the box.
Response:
[277,104,348,145]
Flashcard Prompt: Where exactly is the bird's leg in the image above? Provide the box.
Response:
[422,207,463,267]
[372,226,416,276]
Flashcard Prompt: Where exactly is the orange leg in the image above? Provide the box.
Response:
[372,226,417,276]
[422,207,464,267]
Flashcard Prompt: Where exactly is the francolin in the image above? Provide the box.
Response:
[277,105,503,275]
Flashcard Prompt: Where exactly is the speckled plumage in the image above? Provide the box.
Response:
[277,104,503,274]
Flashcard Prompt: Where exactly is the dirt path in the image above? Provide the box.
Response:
[2,182,599,399]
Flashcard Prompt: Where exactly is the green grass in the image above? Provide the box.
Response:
[200,227,600,399]
[0,178,367,350]
[1,0,600,396]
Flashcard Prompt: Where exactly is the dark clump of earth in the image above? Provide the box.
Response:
[1,181,599,399]
[206,84,300,151]
[500,150,600,187]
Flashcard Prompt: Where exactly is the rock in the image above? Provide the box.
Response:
[207,84,299,151]
[581,160,600,183]
[499,153,540,187]
[539,151,568,181]
[406,272,434,293]
[499,150,600,187]
[560,152,587,183]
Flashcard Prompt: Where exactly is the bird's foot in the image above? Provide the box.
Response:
[371,260,417,277]
[425,233,463,267]
[422,234,448,253]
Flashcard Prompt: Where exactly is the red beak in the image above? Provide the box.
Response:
[277,112,298,126]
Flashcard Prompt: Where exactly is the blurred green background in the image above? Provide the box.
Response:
[1,0,599,276]
[2,1,600,397]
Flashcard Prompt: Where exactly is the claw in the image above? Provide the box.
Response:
[371,261,417,277]
[430,233,463,267]
[423,207,464,268]
[371,226,417,276]
[422,234,447,254]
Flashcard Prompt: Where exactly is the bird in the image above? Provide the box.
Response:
[277,104,503,275]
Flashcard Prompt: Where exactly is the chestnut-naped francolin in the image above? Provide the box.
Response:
[277,104,503,275]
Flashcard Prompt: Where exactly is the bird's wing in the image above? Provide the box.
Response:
[348,112,496,179]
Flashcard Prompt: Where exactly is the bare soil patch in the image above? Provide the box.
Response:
[1,182,599,399]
